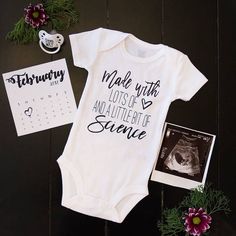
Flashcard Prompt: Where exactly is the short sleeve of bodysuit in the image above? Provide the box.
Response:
[173,54,207,101]
[69,28,102,69]
[69,28,129,69]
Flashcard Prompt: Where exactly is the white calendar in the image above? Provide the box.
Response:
[2,59,77,136]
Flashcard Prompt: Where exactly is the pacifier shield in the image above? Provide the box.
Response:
[39,30,64,54]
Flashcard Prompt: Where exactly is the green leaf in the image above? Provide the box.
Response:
[158,208,184,236]
[44,0,79,31]
[6,18,39,44]
[180,184,231,215]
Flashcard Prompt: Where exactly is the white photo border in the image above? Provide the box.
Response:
[151,122,216,190]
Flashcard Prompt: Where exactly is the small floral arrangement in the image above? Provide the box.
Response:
[158,184,230,236]
[6,0,79,44]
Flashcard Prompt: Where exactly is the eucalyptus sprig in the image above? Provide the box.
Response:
[6,0,79,44]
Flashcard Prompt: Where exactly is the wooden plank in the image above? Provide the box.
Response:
[107,0,163,235]
[0,0,51,235]
[164,0,218,132]
[50,0,107,235]
[162,0,219,232]
[108,0,163,43]
[218,0,236,234]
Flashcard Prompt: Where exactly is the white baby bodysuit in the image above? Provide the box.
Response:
[57,28,207,223]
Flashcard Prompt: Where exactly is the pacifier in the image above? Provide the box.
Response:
[39,30,64,54]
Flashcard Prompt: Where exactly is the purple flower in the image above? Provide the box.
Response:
[183,208,212,236]
[24,3,49,28]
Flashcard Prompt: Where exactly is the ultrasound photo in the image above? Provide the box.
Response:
[151,123,215,190]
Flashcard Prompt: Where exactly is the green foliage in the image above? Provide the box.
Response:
[180,184,231,215]
[6,0,79,44]
[158,208,184,236]
[158,184,231,236]
[43,0,79,31]
[6,18,39,44]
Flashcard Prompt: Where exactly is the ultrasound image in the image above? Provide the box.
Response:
[164,135,201,176]
[155,123,215,182]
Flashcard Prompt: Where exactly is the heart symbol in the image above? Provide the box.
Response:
[24,107,33,117]
[141,98,153,110]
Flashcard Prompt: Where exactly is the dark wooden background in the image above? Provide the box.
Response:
[0,0,235,235]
